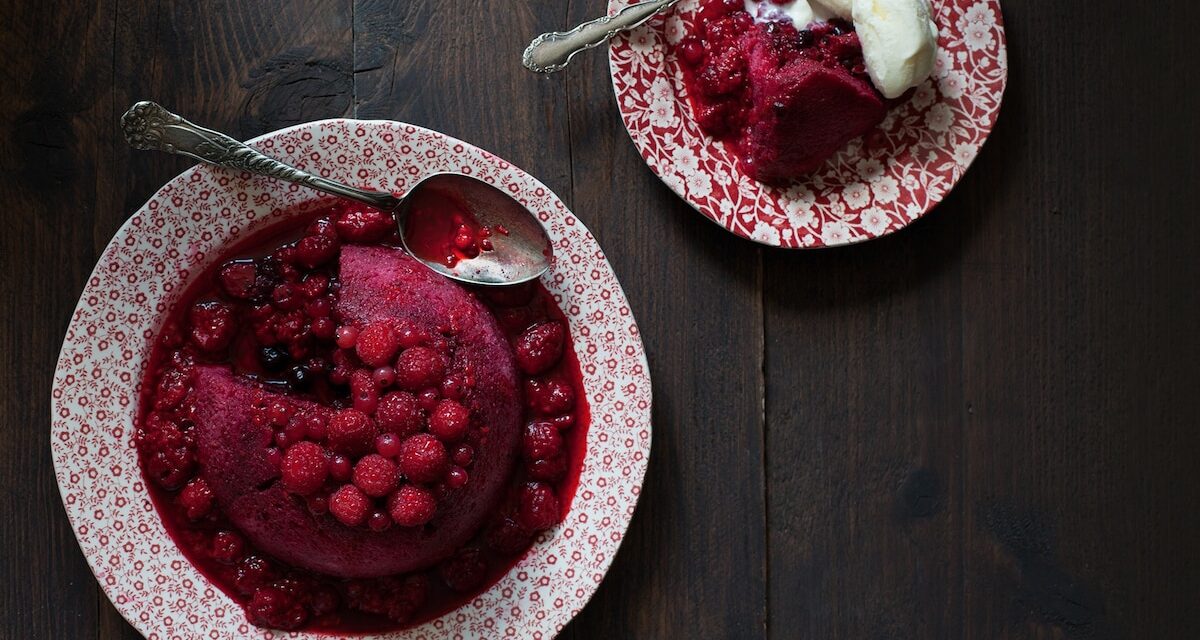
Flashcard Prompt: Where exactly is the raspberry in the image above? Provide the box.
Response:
[235,555,275,594]
[329,484,370,526]
[311,317,335,340]
[217,260,262,300]
[353,454,399,497]
[282,416,308,444]
[398,433,449,484]
[294,233,339,268]
[263,400,290,427]
[137,414,195,490]
[189,301,236,353]
[292,413,327,441]
[179,477,214,520]
[527,454,567,482]
[335,208,394,243]
[297,274,330,300]
[271,283,301,311]
[394,347,445,391]
[517,482,560,532]
[486,516,533,555]
[514,321,566,375]
[211,530,244,564]
[375,392,424,436]
[280,441,328,495]
[306,216,337,239]
[345,575,428,622]
[247,584,308,631]
[550,412,576,430]
[387,485,437,527]
[428,399,470,443]
[327,409,378,456]
[439,547,488,592]
[522,420,563,461]
[356,321,402,367]
[394,320,427,348]
[525,376,576,416]
[153,370,191,410]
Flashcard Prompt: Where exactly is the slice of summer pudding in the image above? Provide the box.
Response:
[677,0,937,183]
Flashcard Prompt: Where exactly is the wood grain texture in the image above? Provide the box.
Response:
[0,0,115,636]
[958,2,1200,638]
[763,208,967,639]
[1,0,1198,638]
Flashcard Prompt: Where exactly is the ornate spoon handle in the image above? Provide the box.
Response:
[522,0,679,73]
[120,101,400,211]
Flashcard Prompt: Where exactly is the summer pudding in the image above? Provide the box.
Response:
[677,0,939,182]
[136,198,587,631]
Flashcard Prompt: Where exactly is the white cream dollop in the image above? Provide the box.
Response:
[851,0,938,98]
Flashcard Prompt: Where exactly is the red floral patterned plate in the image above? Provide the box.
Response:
[51,120,652,639]
[609,0,1007,247]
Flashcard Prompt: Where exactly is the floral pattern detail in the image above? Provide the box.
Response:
[51,121,652,639]
[608,0,1008,247]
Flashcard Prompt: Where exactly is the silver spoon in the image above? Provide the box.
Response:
[523,0,680,73]
[120,101,552,286]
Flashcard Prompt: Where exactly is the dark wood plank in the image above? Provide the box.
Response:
[353,0,574,195]
[112,0,355,216]
[554,3,768,638]
[762,201,967,638]
[959,1,1200,637]
[0,0,120,635]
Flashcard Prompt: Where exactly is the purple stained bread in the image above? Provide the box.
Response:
[192,246,522,578]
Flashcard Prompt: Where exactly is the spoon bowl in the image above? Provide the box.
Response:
[397,173,552,286]
[121,101,552,286]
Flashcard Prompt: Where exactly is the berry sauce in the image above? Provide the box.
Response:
[135,199,589,633]
[402,187,501,268]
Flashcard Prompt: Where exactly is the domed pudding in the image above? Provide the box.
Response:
[192,245,523,578]
[135,200,587,631]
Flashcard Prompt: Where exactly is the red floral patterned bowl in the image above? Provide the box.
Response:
[51,120,652,639]
[609,0,1008,247]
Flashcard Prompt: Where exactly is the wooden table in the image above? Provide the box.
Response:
[3,1,1197,637]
